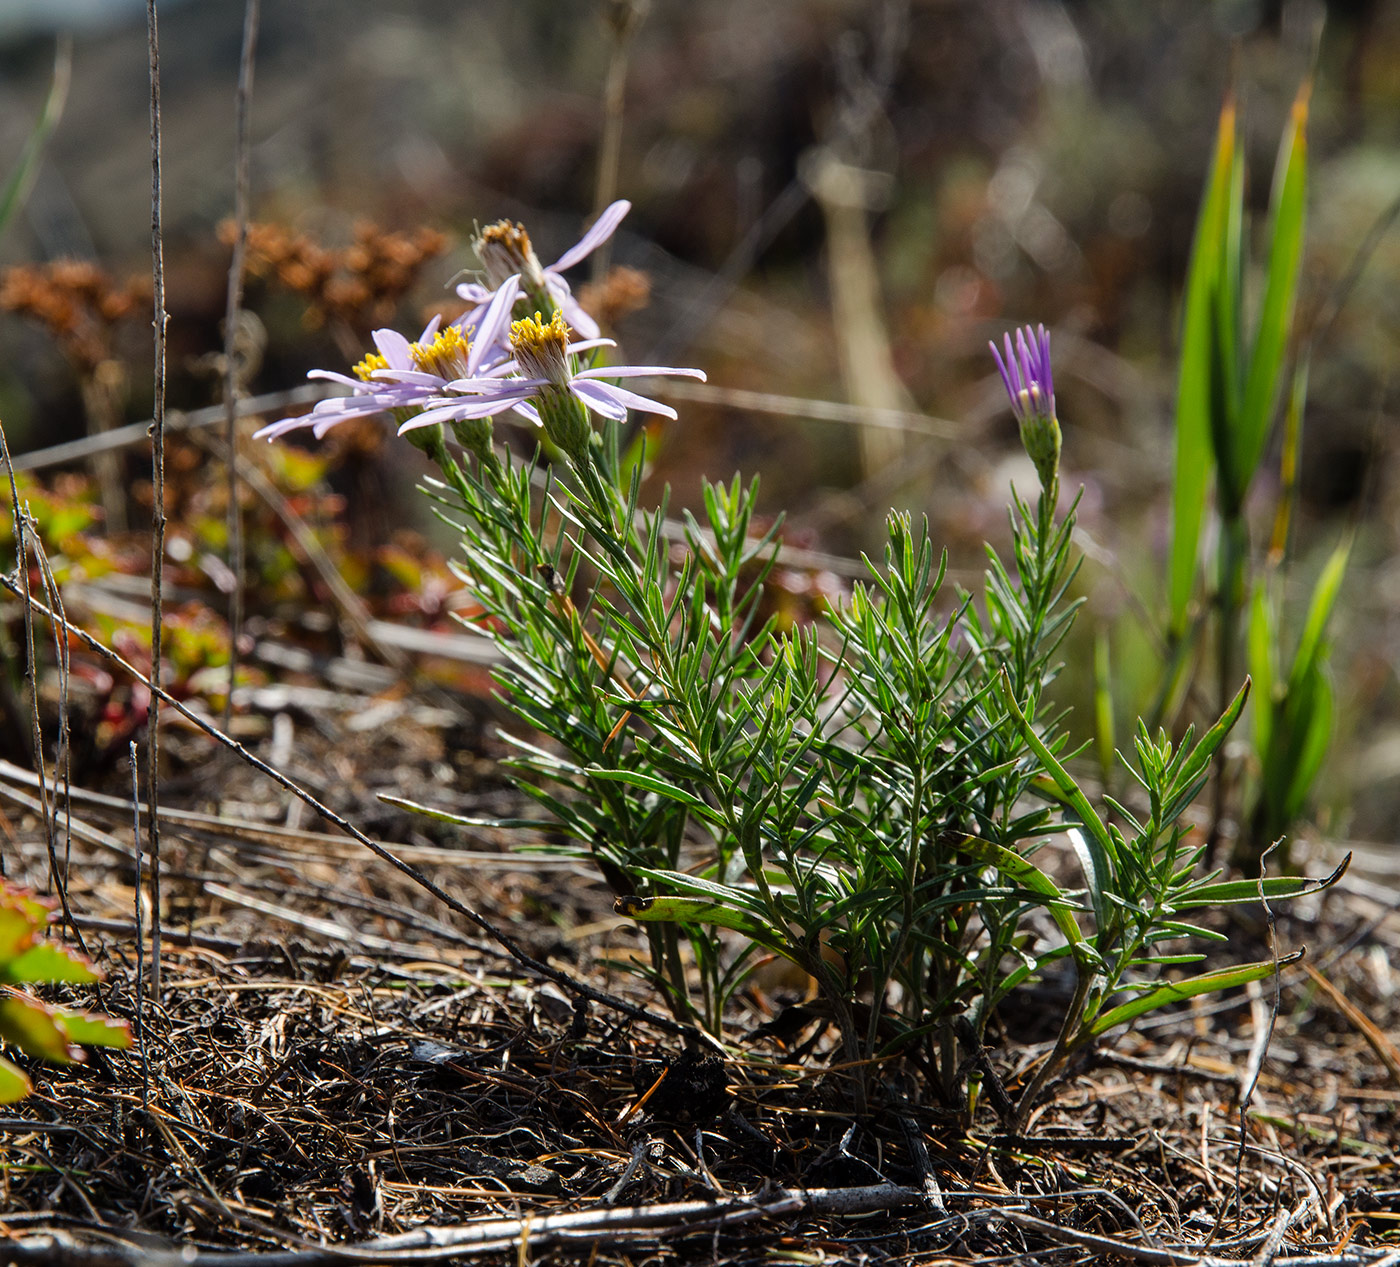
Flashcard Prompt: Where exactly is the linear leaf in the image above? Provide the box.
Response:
[1236,79,1310,492]
[1085,949,1303,1038]
[997,670,1115,929]
[582,767,712,813]
[1169,94,1238,634]
[1176,854,1348,910]
[1287,534,1351,699]
[957,835,1085,949]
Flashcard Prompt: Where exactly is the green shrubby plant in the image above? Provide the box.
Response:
[262,202,1340,1116]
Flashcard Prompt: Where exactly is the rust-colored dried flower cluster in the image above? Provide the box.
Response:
[575,265,651,330]
[0,260,149,373]
[224,219,449,333]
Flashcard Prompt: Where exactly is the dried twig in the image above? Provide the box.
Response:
[145,0,168,1000]
[0,1183,924,1264]
[222,0,261,727]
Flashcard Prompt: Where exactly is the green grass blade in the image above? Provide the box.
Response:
[1236,80,1311,491]
[1169,95,1238,635]
[1268,355,1310,562]
[1286,534,1351,699]
[1248,583,1277,761]
[1093,628,1115,784]
[0,37,72,241]
[1085,949,1302,1038]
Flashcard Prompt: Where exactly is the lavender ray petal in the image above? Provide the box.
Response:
[575,365,706,381]
[572,378,678,420]
[550,199,631,273]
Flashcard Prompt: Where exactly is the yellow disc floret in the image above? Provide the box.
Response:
[476,219,546,290]
[410,324,473,381]
[352,350,389,382]
[509,310,571,385]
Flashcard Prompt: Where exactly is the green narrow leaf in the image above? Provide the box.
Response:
[1176,854,1348,910]
[1287,535,1351,699]
[956,835,1085,948]
[1162,678,1250,825]
[997,671,1115,929]
[1248,582,1277,762]
[1268,355,1310,562]
[0,37,71,241]
[615,894,789,951]
[1236,79,1311,492]
[584,766,713,813]
[1169,94,1238,634]
[1085,949,1303,1038]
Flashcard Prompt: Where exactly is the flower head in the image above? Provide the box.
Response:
[991,323,1060,492]
[397,308,706,467]
[254,278,522,445]
[458,200,631,342]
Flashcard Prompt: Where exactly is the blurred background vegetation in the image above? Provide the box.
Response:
[0,0,1397,846]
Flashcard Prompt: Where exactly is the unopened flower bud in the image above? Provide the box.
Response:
[991,324,1061,494]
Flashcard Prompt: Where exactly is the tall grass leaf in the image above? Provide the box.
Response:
[1282,670,1334,824]
[1169,95,1237,635]
[0,37,71,241]
[1085,949,1302,1038]
[1237,80,1311,492]
[1248,583,1277,760]
[1093,628,1115,783]
[1212,145,1246,507]
[1286,534,1351,699]
[1269,355,1310,562]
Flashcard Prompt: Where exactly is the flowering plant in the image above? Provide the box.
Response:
[261,203,1340,1117]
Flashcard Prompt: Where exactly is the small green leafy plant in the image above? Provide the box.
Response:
[0,881,131,1103]
[258,203,1341,1117]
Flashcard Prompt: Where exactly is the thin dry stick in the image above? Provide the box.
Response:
[592,0,647,283]
[0,424,80,944]
[28,521,86,955]
[222,0,260,729]
[10,384,324,473]
[1232,837,1286,1231]
[0,1183,925,1265]
[128,739,149,1111]
[145,0,167,999]
[0,575,695,1040]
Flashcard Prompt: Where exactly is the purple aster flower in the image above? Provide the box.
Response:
[456,200,631,342]
[399,310,705,466]
[253,278,523,444]
[990,323,1061,492]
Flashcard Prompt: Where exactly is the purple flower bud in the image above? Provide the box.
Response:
[990,323,1061,492]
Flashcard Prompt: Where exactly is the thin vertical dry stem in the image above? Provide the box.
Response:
[222,0,260,730]
[592,0,647,284]
[129,739,149,1110]
[145,0,167,1000]
[0,423,83,947]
